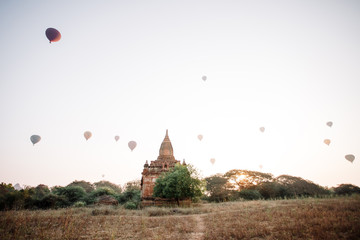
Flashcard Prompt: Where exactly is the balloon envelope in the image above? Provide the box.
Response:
[210,158,215,165]
[326,121,333,127]
[198,134,203,141]
[115,135,120,142]
[128,141,137,151]
[45,28,61,43]
[259,127,265,133]
[30,135,41,145]
[324,139,331,146]
[202,76,207,81]
[345,154,355,163]
[84,131,92,141]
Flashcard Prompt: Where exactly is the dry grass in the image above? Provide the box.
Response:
[1,196,359,240]
[203,196,360,240]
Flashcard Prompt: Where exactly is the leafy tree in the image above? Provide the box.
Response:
[153,164,205,205]
[85,187,117,205]
[275,175,329,197]
[0,183,15,210]
[118,180,141,205]
[238,189,262,200]
[205,174,231,202]
[256,182,288,199]
[333,184,360,195]
[35,193,64,209]
[67,180,95,193]
[33,184,50,199]
[124,180,141,191]
[52,186,86,206]
[224,169,273,191]
[94,181,122,194]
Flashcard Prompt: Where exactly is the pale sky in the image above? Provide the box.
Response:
[1,0,359,188]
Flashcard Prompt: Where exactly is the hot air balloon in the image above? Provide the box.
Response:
[202,76,207,81]
[198,134,203,141]
[30,135,41,146]
[326,121,333,127]
[259,127,265,133]
[45,28,61,43]
[259,164,263,169]
[84,131,92,141]
[115,135,120,142]
[324,139,331,146]
[345,154,355,163]
[128,141,137,151]
[210,158,215,165]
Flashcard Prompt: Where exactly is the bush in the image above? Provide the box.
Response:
[124,201,137,210]
[52,186,86,206]
[238,189,262,200]
[85,187,117,205]
[73,201,86,207]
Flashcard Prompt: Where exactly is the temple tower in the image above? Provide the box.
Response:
[140,130,184,202]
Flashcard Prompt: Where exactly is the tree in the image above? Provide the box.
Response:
[153,164,205,205]
[205,174,231,202]
[85,187,117,205]
[256,182,288,199]
[124,180,141,191]
[67,180,95,193]
[238,189,262,200]
[224,169,273,191]
[52,186,86,206]
[333,184,360,195]
[275,175,329,197]
[33,184,50,199]
[94,181,122,194]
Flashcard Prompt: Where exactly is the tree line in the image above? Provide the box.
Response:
[1,166,360,210]
[204,169,360,202]
[0,180,141,211]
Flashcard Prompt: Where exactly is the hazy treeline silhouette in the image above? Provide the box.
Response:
[204,169,360,202]
[1,170,360,210]
[0,180,141,211]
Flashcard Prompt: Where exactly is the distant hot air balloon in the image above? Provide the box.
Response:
[198,134,203,141]
[202,76,207,81]
[259,164,263,169]
[259,127,265,133]
[324,139,331,146]
[102,174,105,178]
[345,154,355,163]
[326,121,333,127]
[30,135,41,146]
[210,158,215,165]
[128,141,137,151]
[45,28,61,43]
[115,135,120,142]
[84,131,92,141]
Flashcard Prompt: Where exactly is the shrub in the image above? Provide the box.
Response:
[124,201,137,210]
[73,201,86,207]
[238,189,262,200]
[85,187,116,204]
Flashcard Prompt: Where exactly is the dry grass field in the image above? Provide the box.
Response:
[1,195,359,240]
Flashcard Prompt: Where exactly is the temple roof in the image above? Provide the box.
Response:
[159,129,174,157]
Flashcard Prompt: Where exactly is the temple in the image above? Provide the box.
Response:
[140,130,186,206]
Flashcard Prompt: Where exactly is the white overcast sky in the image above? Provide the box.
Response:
[0,0,359,188]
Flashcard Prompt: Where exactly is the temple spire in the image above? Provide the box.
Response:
[159,129,174,157]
